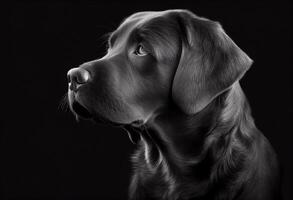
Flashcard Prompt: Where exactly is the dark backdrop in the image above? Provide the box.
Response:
[5,1,292,200]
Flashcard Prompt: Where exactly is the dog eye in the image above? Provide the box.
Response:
[134,44,148,56]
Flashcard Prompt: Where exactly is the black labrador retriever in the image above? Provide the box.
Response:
[66,10,281,200]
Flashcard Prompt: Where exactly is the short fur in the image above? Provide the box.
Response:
[67,10,281,200]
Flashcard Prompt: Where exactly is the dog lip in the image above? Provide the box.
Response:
[92,114,124,127]
[68,94,125,126]
[72,101,92,119]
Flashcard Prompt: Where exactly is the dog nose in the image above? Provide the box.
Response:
[67,68,90,91]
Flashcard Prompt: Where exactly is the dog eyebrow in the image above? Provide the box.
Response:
[108,33,117,48]
[108,21,177,60]
[132,26,178,60]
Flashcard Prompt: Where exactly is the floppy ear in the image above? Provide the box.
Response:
[172,10,253,114]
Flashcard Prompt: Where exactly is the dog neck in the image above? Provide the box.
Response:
[136,82,256,196]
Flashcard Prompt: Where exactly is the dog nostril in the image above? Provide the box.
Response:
[67,68,90,91]
[75,71,89,84]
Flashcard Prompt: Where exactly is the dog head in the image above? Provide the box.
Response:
[67,10,252,125]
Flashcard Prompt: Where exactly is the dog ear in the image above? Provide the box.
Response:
[172,10,253,114]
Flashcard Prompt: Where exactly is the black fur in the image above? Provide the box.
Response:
[67,10,281,200]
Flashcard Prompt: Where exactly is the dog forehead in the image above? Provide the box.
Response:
[116,11,175,35]
[108,11,180,62]
[124,11,166,25]
[109,11,178,48]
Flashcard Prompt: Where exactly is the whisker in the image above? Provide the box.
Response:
[96,31,113,56]
[58,93,70,112]
[100,31,113,41]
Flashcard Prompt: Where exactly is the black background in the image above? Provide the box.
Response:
[5,0,292,200]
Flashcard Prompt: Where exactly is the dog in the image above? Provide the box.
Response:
[66,9,281,200]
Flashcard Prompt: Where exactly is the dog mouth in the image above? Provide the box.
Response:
[70,99,124,126]
[71,101,93,119]
[67,93,137,127]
